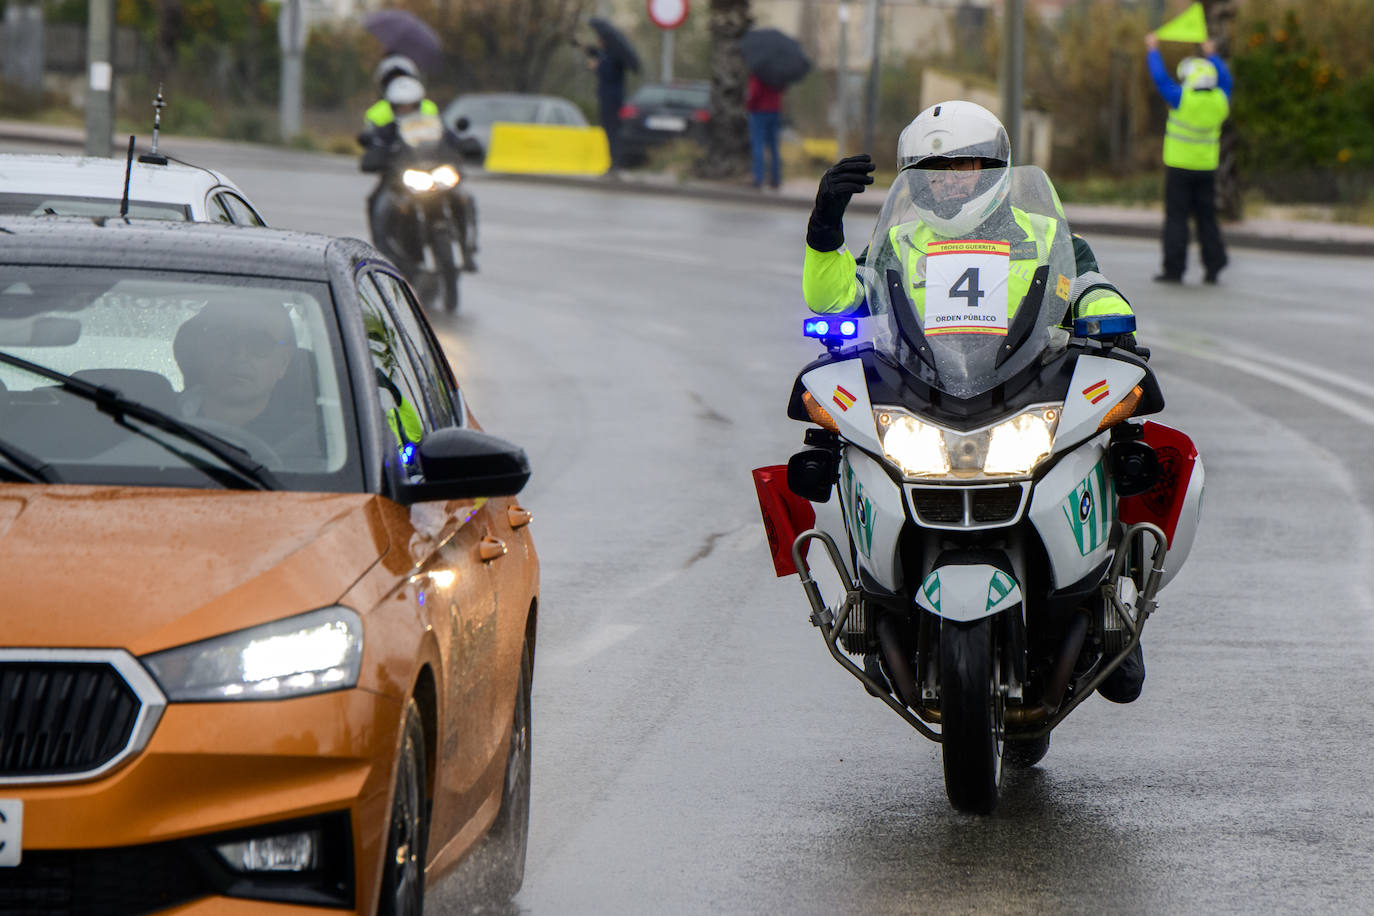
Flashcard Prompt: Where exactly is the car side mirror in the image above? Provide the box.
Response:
[399,427,530,503]
[454,117,470,132]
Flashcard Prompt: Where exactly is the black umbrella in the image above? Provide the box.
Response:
[740,28,812,88]
[363,9,442,72]
[589,17,641,74]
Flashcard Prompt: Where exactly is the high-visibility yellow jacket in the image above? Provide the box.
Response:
[802,208,1133,325]
[1163,85,1229,171]
[364,98,440,128]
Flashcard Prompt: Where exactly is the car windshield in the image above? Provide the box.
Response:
[0,266,361,491]
[630,85,710,108]
[451,97,542,125]
[0,192,189,220]
[860,165,1076,400]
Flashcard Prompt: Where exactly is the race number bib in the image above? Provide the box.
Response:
[923,240,1011,337]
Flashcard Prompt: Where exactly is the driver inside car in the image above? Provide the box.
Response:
[174,298,319,461]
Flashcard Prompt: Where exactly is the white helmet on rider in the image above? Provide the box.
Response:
[385,75,426,109]
[897,100,1013,238]
[374,55,421,93]
[1177,57,1218,89]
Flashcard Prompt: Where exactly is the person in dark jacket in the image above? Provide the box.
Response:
[586,38,628,173]
[747,74,784,190]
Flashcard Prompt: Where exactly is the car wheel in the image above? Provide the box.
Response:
[378,700,428,916]
[462,638,532,906]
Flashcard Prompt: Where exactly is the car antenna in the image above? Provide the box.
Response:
[137,85,169,166]
[119,134,136,221]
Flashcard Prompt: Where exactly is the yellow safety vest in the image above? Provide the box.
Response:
[1163,87,1229,171]
[365,98,440,128]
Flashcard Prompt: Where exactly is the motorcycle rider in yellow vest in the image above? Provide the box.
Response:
[802,100,1146,703]
[804,101,1137,350]
[1147,34,1231,284]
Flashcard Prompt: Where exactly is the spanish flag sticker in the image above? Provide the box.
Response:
[832,385,857,412]
[1056,274,1071,300]
[1082,379,1110,405]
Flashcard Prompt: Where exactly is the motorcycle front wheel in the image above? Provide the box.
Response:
[430,226,460,313]
[939,617,1004,814]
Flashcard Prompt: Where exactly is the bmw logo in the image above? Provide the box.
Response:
[1079,490,1093,521]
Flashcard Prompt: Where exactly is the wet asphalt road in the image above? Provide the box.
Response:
[7,138,1374,914]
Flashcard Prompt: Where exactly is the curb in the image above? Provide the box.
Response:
[5,122,1373,257]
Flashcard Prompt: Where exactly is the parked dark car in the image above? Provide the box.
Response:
[617,81,711,166]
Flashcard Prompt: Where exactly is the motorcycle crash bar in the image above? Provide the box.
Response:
[791,528,942,743]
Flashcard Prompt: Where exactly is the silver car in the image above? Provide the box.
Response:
[441,93,589,164]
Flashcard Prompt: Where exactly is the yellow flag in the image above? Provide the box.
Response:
[1155,2,1209,43]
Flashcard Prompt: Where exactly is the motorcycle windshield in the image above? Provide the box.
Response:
[861,165,1075,400]
[396,112,445,153]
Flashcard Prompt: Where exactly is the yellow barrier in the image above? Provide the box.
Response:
[484,123,611,176]
[799,137,839,162]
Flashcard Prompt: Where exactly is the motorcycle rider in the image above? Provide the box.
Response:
[802,100,1146,704]
[359,67,477,271]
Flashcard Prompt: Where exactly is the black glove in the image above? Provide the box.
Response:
[807,154,875,252]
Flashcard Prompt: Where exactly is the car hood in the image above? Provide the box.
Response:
[0,486,389,653]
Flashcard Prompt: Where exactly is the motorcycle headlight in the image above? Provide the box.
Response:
[430,164,459,188]
[402,169,435,192]
[141,606,363,702]
[874,405,1060,480]
[983,409,1058,475]
[876,411,950,477]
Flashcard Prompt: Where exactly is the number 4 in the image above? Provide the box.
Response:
[950,267,984,308]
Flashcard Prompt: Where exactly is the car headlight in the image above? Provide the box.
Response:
[431,164,460,188]
[402,168,435,192]
[141,606,362,702]
[874,405,1060,480]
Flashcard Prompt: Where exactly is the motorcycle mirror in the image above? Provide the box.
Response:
[786,447,838,503]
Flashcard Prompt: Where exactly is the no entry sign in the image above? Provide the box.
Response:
[648,0,689,30]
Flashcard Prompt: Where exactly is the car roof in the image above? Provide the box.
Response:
[0,215,360,280]
[0,153,239,204]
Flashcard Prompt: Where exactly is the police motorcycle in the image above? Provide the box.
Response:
[363,110,477,313]
[751,165,1204,814]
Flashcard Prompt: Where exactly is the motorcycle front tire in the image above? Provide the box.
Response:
[939,617,1004,814]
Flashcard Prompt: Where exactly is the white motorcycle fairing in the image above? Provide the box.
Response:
[836,447,907,591]
[914,564,1023,623]
[1052,354,1147,454]
[1028,433,1116,590]
[799,359,881,454]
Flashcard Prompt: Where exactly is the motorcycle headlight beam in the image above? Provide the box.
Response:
[430,165,460,189]
[874,405,1060,480]
[402,169,436,192]
[877,411,950,477]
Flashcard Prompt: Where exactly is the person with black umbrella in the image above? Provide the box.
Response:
[580,18,640,175]
[747,74,784,190]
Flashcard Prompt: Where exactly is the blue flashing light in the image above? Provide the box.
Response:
[1073,314,1137,339]
[401,443,416,464]
[803,317,860,340]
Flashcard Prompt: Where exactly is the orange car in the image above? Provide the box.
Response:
[0,217,539,914]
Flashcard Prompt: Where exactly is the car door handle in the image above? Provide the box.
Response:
[507,506,532,528]
[479,536,507,562]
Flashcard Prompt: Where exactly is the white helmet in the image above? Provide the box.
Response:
[897,101,1013,238]
[1177,57,1218,89]
[374,55,420,92]
[385,75,425,108]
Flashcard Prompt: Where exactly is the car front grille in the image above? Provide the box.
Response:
[0,663,138,777]
[908,483,1029,529]
[0,651,165,784]
[0,844,207,916]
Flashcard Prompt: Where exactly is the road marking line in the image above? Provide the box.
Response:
[1151,337,1374,429]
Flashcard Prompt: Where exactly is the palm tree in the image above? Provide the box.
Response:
[695,0,754,179]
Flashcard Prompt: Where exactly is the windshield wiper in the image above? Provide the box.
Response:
[0,350,280,490]
[0,437,56,483]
